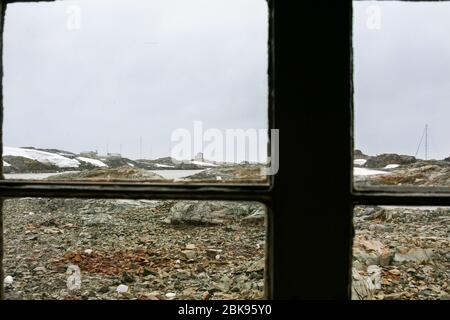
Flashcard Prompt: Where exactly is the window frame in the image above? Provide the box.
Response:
[0,0,276,300]
[1,0,448,301]
[351,0,450,201]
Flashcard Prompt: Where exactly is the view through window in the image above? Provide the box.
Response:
[352,1,450,300]
[3,0,271,184]
[3,198,266,300]
[353,1,450,190]
[1,0,270,300]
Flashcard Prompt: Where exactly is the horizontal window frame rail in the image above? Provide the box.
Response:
[354,185,450,193]
[352,191,450,206]
[0,182,273,202]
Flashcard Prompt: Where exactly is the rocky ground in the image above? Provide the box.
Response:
[185,164,267,183]
[3,199,448,301]
[353,206,449,300]
[45,165,268,183]
[354,152,450,188]
[50,166,166,182]
[3,199,266,300]
[357,161,450,187]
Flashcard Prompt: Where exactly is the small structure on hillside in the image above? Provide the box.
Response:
[107,152,121,158]
[194,152,204,162]
[80,151,98,158]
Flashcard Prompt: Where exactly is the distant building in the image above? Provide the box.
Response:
[194,152,204,162]
[107,153,121,158]
[80,151,98,158]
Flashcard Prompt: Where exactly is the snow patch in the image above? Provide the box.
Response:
[77,157,108,167]
[4,147,80,168]
[354,168,390,176]
[190,161,218,167]
[3,161,11,167]
[155,163,175,168]
[354,159,367,166]
[384,164,400,169]
[127,163,135,167]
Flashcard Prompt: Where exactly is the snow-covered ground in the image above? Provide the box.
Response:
[4,171,80,180]
[4,170,204,180]
[148,170,205,179]
[77,157,108,167]
[384,164,400,169]
[189,161,218,167]
[155,163,175,168]
[4,147,80,168]
[354,159,367,166]
[354,167,390,176]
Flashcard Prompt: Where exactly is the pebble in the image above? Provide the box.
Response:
[165,292,176,299]
[116,284,129,294]
[4,276,14,286]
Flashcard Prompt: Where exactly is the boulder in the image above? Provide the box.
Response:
[353,235,392,266]
[365,154,416,169]
[351,268,377,300]
[393,248,434,264]
[354,149,369,160]
[163,201,263,225]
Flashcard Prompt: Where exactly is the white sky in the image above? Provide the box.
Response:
[6,1,449,162]
[354,1,450,160]
[3,0,268,161]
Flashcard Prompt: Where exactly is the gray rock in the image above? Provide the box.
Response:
[365,154,416,169]
[98,286,110,294]
[165,201,263,225]
[83,213,122,226]
[242,209,265,224]
[393,248,434,264]
[246,258,265,273]
[181,250,197,260]
[122,272,135,284]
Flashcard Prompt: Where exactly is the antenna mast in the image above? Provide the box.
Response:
[425,124,428,160]
[415,124,429,160]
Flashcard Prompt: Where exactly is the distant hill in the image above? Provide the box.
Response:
[2,146,224,173]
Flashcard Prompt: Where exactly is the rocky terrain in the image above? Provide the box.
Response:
[364,161,450,187]
[352,206,449,300]
[49,166,166,182]
[185,164,267,183]
[354,152,450,187]
[3,146,270,184]
[3,199,266,300]
[2,200,448,300]
[2,147,223,174]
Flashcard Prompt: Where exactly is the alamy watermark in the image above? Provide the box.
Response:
[366,4,382,30]
[171,121,279,176]
[66,264,81,291]
[66,5,82,31]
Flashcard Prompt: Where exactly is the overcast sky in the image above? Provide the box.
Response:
[3,0,268,161]
[354,1,450,160]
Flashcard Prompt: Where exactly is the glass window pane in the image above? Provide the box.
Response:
[2,0,270,184]
[353,1,450,189]
[353,205,449,300]
[3,198,267,300]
